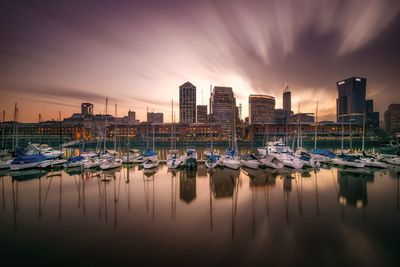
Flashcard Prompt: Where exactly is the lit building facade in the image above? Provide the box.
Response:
[81,103,94,117]
[179,82,196,123]
[384,103,400,134]
[210,86,236,138]
[249,95,275,124]
[196,105,208,123]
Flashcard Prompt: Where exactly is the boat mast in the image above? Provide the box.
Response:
[1,110,5,149]
[314,101,318,150]
[171,99,174,150]
[146,107,149,149]
[59,111,62,150]
[233,108,238,153]
[362,110,366,151]
[152,123,155,151]
[341,116,344,151]
[104,98,108,154]
[114,104,117,151]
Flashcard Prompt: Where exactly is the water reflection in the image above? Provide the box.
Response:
[1,163,400,266]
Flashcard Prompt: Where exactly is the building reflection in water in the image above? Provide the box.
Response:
[180,169,196,203]
[208,168,240,237]
[338,169,374,208]
[210,168,239,198]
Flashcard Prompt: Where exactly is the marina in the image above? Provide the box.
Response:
[1,152,400,266]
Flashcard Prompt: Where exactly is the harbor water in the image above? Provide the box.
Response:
[1,150,400,266]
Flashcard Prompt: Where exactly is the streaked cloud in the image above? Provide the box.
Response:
[0,0,399,122]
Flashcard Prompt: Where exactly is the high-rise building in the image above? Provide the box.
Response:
[81,103,94,117]
[384,103,400,134]
[127,110,136,123]
[249,95,275,124]
[147,112,164,124]
[210,86,236,138]
[336,77,366,124]
[179,82,196,123]
[283,86,291,112]
[196,105,208,123]
[365,99,379,129]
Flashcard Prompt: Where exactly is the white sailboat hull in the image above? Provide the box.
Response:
[100,159,122,170]
[143,160,160,169]
[0,159,13,169]
[240,159,259,170]
[382,157,400,166]
[331,158,365,168]
[222,159,241,170]
[39,159,67,168]
[10,162,43,171]
[166,158,183,169]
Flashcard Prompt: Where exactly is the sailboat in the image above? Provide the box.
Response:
[166,100,184,169]
[257,123,284,169]
[221,110,241,170]
[184,146,198,169]
[100,101,122,170]
[143,124,159,169]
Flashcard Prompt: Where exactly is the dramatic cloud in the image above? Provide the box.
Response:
[0,0,399,122]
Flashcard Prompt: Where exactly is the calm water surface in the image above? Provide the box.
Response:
[1,159,400,266]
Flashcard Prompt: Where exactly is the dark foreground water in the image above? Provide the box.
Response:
[1,163,400,267]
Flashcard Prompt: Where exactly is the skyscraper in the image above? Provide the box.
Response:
[249,95,275,124]
[81,103,94,117]
[210,86,236,138]
[336,77,366,124]
[196,105,208,123]
[283,86,291,113]
[365,99,379,129]
[179,82,196,123]
[384,103,400,134]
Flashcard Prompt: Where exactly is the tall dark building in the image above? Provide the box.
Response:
[365,99,379,129]
[81,103,94,117]
[196,105,208,123]
[179,82,196,123]
[336,77,366,124]
[210,86,236,138]
[384,103,400,134]
[283,86,291,112]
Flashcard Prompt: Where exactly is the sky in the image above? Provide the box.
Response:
[1,0,400,123]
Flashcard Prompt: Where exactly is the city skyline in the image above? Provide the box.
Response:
[1,0,400,122]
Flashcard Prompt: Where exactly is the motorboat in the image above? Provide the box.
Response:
[166,149,184,169]
[39,158,68,168]
[10,153,48,171]
[100,158,123,170]
[240,154,260,169]
[63,156,87,168]
[266,140,303,169]
[185,146,198,169]
[28,143,62,159]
